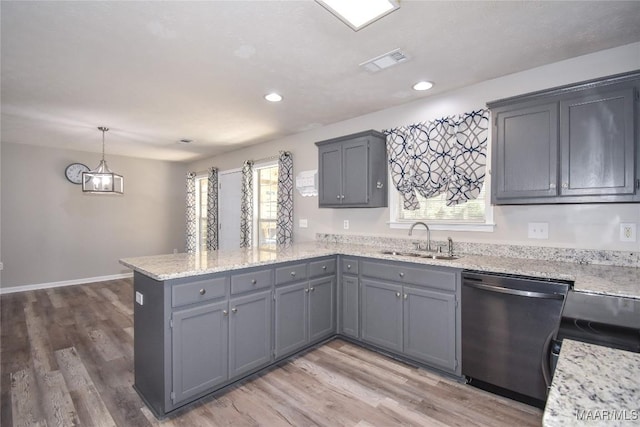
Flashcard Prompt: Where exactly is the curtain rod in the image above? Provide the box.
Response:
[191,151,290,175]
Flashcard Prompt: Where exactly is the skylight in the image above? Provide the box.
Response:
[316,0,400,31]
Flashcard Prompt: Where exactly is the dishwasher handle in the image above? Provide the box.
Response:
[463,281,565,300]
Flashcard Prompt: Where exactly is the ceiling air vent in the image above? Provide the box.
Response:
[359,48,409,73]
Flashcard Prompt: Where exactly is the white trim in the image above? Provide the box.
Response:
[219,167,242,176]
[387,221,496,232]
[0,272,134,295]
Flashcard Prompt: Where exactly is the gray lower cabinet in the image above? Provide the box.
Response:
[361,278,403,352]
[403,286,457,372]
[228,290,272,378]
[489,71,639,205]
[274,275,336,358]
[309,276,336,342]
[274,281,309,358]
[171,300,228,404]
[340,274,359,338]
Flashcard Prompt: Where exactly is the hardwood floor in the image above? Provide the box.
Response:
[1,279,542,426]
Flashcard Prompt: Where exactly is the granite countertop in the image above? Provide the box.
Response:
[543,339,640,426]
[119,241,640,299]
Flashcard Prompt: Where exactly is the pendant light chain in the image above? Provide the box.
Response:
[98,126,109,162]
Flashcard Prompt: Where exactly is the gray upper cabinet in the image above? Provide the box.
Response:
[228,290,272,379]
[493,102,559,200]
[560,87,636,196]
[316,130,388,208]
[171,300,229,404]
[489,71,639,204]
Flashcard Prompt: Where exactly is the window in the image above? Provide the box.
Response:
[255,163,279,249]
[389,183,494,232]
[195,175,208,252]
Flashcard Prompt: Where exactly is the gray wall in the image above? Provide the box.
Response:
[1,142,186,288]
[189,42,640,252]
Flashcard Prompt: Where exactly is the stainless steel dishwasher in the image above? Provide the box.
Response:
[461,271,571,404]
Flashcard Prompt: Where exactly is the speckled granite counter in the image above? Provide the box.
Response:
[543,340,640,426]
[119,242,640,299]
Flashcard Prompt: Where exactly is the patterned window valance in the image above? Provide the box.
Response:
[384,109,489,209]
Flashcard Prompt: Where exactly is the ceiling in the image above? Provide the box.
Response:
[2,1,640,162]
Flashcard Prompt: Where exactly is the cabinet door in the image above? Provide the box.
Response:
[340,275,359,338]
[318,143,343,206]
[361,279,403,352]
[309,276,335,342]
[494,102,559,200]
[228,290,272,379]
[403,286,457,372]
[171,300,228,404]
[274,282,308,358]
[560,87,636,196]
[341,138,370,205]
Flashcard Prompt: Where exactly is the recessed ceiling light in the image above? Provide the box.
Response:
[316,0,399,31]
[264,93,283,102]
[412,81,434,91]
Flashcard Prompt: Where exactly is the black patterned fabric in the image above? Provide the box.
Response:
[185,172,197,253]
[384,109,489,208]
[276,151,293,246]
[240,160,253,248]
[206,167,218,251]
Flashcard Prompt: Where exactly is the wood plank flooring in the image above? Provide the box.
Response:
[1,279,542,426]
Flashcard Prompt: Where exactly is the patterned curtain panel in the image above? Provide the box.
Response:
[276,151,294,246]
[385,109,489,208]
[185,172,197,253]
[206,167,219,251]
[239,160,254,248]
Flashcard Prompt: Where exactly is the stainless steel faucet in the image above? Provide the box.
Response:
[447,237,454,257]
[408,221,431,251]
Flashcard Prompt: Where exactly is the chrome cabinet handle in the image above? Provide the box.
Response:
[322,265,327,270]
[562,182,568,189]
[290,271,296,277]
[399,272,404,278]
[347,264,351,269]
[310,287,315,292]
[549,183,556,189]
[305,288,309,293]
[404,294,408,300]
[199,288,206,295]
[251,279,257,285]
[341,195,345,199]
[231,308,238,313]
[223,310,228,316]
[336,195,341,200]
[396,292,401,298]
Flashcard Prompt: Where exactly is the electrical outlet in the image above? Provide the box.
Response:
[299,219,308,228]
[343,220,350,230]
[135,291,144,306]
[528,222,549,239]
[173,248,178,254]
[620,223,636,242]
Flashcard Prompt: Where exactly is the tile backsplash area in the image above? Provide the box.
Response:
[316,233,639,268]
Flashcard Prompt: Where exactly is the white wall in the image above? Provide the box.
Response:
[1,142,187,288]
[190,42,640,252]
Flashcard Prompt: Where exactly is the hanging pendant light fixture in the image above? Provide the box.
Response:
[82,126,124,194]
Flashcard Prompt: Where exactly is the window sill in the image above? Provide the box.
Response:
[388,221,496,232]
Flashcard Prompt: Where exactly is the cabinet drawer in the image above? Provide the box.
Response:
[172,276,228,307]
[342,258,359,275]
[275,263,308,285]
[231,268,273,295]
[309,258,336,278]
[361,261,456,292]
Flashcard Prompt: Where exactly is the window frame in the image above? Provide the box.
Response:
[252,160,279,249]
[387,171,495,232]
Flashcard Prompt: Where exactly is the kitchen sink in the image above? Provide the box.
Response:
[379,250,459,260]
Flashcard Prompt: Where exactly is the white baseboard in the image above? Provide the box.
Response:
[0,272,134,295]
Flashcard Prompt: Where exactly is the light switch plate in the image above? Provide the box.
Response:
[135,291,144,305]
[620,223,636,242]
[343,220,350,230]
[528,222,549,239]
[299,219,308,228]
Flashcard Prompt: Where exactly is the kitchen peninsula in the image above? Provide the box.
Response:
[120,241,640,419]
